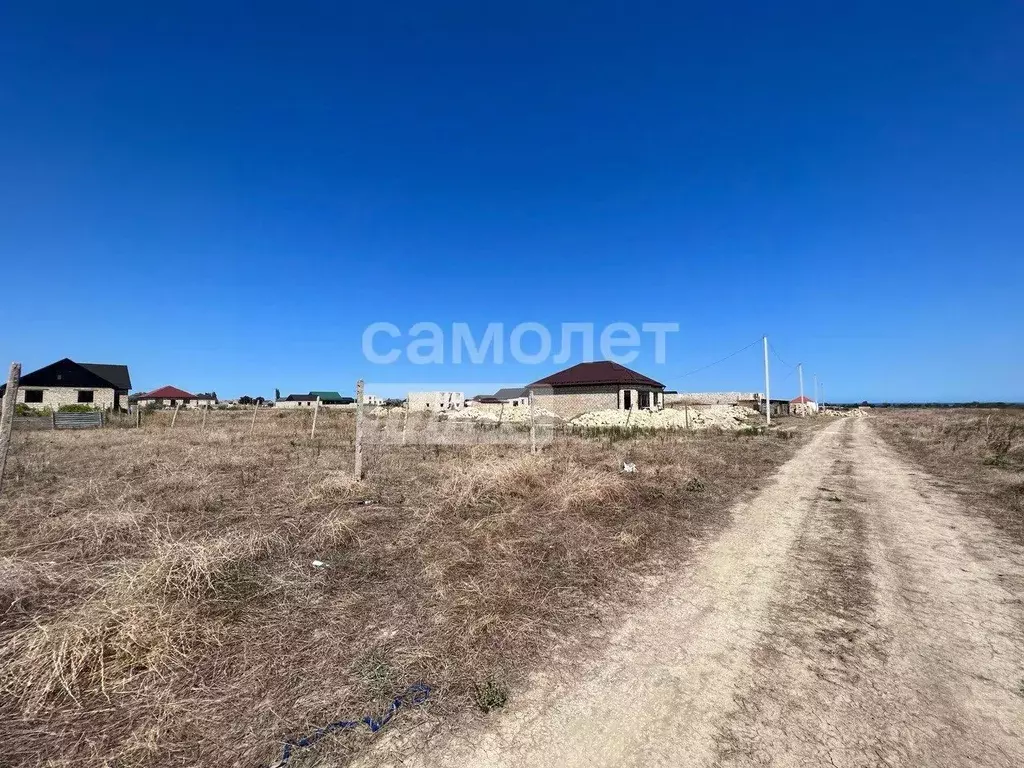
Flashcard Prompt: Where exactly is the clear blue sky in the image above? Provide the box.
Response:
[2,1,1021,402]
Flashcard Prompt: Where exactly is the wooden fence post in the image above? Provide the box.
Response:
[202,404,208,431]
[249,401,260,437]
[354,380,364,479]
[136,406,141,429]
[52,410,57,430]
[171,403,181,429]
[311,396,320,439]
[684,403,690,430]
[529,388,537,455]
[0,362,22,494]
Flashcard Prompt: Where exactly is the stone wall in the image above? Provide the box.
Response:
[18,386,116,410]
[531,385,620,420]
[407,391,465,411]
[664,391,761,406]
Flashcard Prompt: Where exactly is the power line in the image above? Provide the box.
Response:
[767,340,796,370]
[664,338,762,382]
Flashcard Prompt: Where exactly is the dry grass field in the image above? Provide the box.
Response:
[872,408,1024,545]
[0,410,814,767]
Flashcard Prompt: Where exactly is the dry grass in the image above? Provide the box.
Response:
[0,412,813,766]
[873,408,1024,544]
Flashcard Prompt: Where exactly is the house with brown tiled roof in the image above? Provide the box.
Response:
[527,361,665,419]
[134,386,217,409]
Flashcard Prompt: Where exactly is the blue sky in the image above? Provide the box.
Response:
[2,1,1021,402]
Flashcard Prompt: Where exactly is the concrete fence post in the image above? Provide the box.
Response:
[311,396,320,439]
[0,362,22,494]
[529,388,537,455]
[249,401,259,437]
[171,403,181,429]
[354,380,364,478]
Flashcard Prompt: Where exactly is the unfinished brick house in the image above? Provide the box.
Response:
[528,361,665,420]
[0,358,132,411]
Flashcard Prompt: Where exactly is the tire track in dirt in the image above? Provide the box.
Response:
[716,416,1024,767]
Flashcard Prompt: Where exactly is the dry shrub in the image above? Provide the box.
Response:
[1,597,218,714]
[131,531,283,602]
[435,456,548,512]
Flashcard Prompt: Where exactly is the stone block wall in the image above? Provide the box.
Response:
[531,385,619,419]
[665,391,760,406]
[18,386,116,410]
[407,391,465,411]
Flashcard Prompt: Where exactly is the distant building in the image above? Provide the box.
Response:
[527,361,665,420]
[275,391,355,408]
[0,358,131,411]
[491,387,530,406]
[135,386,216,409]
[407,391,465,411]
[790,395,818,416]
[760,398,791,417]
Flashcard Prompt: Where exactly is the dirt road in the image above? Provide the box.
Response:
[381,416,1024,767]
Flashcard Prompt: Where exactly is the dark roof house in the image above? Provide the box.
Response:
[491,387,529,401]
[527,361,666,420]
[278,392,354,405]
[0,358,132,410]
[528,361,664,389]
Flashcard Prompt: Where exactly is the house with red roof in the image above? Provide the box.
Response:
[134,386,217,409]
[790,394,818,416]
[527,361,665,419]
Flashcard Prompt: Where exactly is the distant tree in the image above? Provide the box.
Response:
[238,395,253,405]
[255,396,265,405]
[275,388,281,401]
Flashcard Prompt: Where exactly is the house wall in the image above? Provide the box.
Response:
[17,386,116,410]
[532,385,617,419]
[274,400,316,409]
[138,398,212,410]
[532,384,666,419]
[665,392,760,406]
[790,401,818,416]
[407,391,465,411]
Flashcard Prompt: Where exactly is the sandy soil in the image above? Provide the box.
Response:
[363,416,1024,767]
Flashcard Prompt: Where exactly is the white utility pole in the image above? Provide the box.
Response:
[798,363,805,417]
[762,335,771,426]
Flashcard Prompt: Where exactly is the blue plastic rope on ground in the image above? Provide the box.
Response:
[268,683,430,767]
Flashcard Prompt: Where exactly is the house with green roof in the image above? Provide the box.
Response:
[274,391,355,408]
